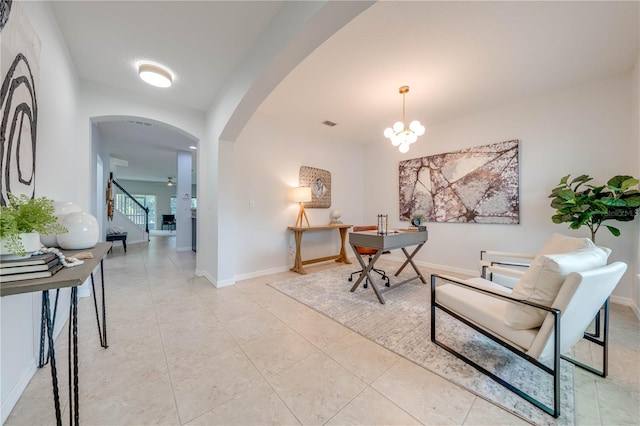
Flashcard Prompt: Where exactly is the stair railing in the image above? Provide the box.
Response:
[111,180,149,233]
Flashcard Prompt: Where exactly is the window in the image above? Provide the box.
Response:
[115,193,156,230]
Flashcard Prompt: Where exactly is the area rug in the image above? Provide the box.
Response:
[267,264,574,426]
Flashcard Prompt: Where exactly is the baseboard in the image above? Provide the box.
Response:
[1,360,37,424]
[234,265,290,282]
[384,255,477,277]
[195,269,235,288]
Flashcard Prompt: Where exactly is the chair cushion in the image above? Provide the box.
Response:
[436,283,538,351]
[537,233,595,255]
[504,247,610,329]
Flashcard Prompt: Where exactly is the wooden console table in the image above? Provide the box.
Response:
[288,224,352,275]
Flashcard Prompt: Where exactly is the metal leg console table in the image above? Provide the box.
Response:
[1,242,112,426]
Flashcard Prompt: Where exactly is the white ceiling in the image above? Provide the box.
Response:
[50,1,639,182]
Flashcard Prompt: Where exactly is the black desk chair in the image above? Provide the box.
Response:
[348,225,390,288]
[161,214,176,231]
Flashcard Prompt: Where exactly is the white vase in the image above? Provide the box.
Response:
[57,212,99,250]
[0,232,41,260]
[40,201,82,247]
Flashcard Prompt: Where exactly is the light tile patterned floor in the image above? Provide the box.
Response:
[5,236,640,425]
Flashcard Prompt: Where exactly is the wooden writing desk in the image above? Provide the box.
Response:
[288,224,352,274]
[1,242,111,425]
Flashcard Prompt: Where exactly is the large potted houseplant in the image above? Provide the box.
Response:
[0,194,67,259]
[549,174,640,242]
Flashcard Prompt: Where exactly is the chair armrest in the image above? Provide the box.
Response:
[431,273,558,314]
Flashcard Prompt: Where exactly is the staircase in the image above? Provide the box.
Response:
[110,179,150,242]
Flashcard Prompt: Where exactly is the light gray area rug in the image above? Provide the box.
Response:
[268,264,574,426]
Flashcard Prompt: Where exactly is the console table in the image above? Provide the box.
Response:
[288,224,352,275]
[349,230,428,304]
[1,242,111,425]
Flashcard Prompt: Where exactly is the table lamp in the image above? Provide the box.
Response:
[292,186,312,227]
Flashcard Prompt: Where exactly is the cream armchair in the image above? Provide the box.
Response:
[431,234,626,418]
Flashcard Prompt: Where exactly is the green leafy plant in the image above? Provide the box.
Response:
[549,174,640,242]
[0,194,67,256]
[411,211,427,226]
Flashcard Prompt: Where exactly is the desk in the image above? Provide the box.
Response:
[1,242,111,425]
[288,225,352,275]
[349,230,428,304]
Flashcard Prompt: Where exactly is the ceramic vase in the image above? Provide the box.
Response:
[57,212,99,250]
[40,201,82,247]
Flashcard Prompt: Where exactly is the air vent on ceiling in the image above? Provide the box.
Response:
[322,120,337,127]
[127,120,152,126]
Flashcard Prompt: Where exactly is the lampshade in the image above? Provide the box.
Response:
[138,63,173,88]
[291,186,312,203]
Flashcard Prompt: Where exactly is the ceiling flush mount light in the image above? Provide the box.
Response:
[138,63,173,88]
[383,86,425,153]
[167,177,174,186]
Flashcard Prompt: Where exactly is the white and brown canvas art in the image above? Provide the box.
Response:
[0,0,41,205]
[399,140,520,224]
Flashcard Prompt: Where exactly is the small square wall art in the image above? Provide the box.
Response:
[299,166,331,208]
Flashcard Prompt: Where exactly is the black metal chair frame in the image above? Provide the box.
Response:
[430,274,609,418]
[348,252,390,288]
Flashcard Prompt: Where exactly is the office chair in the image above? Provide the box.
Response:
[348,225,390,288]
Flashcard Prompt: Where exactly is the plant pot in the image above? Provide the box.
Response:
[0,232,41,260]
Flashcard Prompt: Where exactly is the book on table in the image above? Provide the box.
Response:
[0,260,64,282]
[0,252,57,268]
[0,256,60,275]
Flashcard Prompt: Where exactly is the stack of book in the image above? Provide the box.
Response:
[0,253,64,283]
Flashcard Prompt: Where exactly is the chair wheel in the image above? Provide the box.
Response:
[364,283,368,289]
[348,277,353,282]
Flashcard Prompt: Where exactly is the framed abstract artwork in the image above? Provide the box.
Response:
[399,140,520,224]
[299,166,331,208]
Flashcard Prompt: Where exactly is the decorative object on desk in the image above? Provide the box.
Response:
[57,212,99,250]
[383,85,425,154]
[411,211,426,227]
[0,194,67,258]
[40,201,82,247]
[291,186,312,228]
[0,1,41,205]
[377,214,388,235]
[399,139,519,224]
[329,209,342,224]
[549,174,640,243]
[299,166,331,208]
[0,261,63,282]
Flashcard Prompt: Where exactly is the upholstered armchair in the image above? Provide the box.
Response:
[431,233,626,418]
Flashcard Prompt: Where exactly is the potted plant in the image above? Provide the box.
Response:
[411,211,427,227]
[548,174,640,242]
[0,194,67,258]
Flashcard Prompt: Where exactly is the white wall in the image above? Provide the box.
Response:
[363,71,639,302]
[232,112,364,279]
[1,2,79,421]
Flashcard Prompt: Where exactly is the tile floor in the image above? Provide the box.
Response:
[5,236,640,425]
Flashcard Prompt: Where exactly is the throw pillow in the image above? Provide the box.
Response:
[504,247,610,329]
[538,233,595,255]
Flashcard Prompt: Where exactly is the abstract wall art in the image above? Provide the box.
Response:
[299,166,331,208]
[399,140,520,224]
[0,0,41,205]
